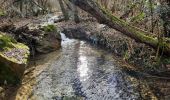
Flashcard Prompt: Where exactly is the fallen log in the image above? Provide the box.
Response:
[68,0,170,56]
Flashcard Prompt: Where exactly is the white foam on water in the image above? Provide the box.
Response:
[60,32,68,41]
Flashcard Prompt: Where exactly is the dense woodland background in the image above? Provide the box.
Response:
[1,0,169,32]
[1,0,169,41]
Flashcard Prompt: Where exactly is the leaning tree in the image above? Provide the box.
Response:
[68,0,170,55]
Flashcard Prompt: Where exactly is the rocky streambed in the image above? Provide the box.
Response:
[16,33,157,100]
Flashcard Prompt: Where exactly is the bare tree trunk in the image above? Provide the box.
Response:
[64,0,80,23]
[73,4,80,23]
[71,0,80,23]
[58,0,69,21]
[149,0,154,33]
[68,0,170,55]
[19,0,23,13]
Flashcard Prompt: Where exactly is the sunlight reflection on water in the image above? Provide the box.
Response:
[78,56,89,81]
[77,41,89,81]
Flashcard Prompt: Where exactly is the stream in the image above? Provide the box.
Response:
[30,33,157,100]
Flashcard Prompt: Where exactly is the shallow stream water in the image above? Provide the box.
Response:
[30,33,157,100]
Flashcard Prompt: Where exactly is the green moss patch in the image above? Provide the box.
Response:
[0,33,29,64]
[0,34,17,49]
[0,9,5,16]
[42,24,57,32]
[0,33,30,84]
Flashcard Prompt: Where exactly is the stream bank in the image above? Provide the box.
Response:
[0,15,62,99]
[56,19,170,99]
[57,20,170,75]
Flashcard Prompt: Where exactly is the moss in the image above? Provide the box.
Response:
[98,1,166,52]
[130,12,145,23]
[0,34,17,49]
[0,9,5,16]
[0,62,20,85]
[124,50,130,60]
[0,33,29,64]
[98,5,159,48]
[42,24,57,32]
[0,33,29,85]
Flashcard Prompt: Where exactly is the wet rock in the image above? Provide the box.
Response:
[35,24,61,53]
[53,15,65,23]
[0,33,29,84]
[0,23,61,55]
[36,31,61,53]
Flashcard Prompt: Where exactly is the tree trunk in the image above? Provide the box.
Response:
[73,4,80,23]
[149,0,154,33]
[19,0,23,13]
[64,0,80,23]
[68,0,170,55]
[71,0,80,23]
[58,0,69,21]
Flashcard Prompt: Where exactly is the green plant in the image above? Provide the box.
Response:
[123,50,130,60]
[0,34,17,49]
[43,24,57,32]
[0,9,5,16]
[130,12,146,23]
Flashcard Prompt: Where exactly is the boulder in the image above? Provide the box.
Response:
[35,31,61,53]
[0,22,61,55]
[0,33,29,84]
[14,24,61,54]
[35,24,61,53]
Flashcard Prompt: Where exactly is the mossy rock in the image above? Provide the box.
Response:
[0,33,30,84]
[35,24,61,53]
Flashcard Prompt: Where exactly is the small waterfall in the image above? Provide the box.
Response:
[48,16,59,24]
[60,32,69,41]
[41,14,61,25]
